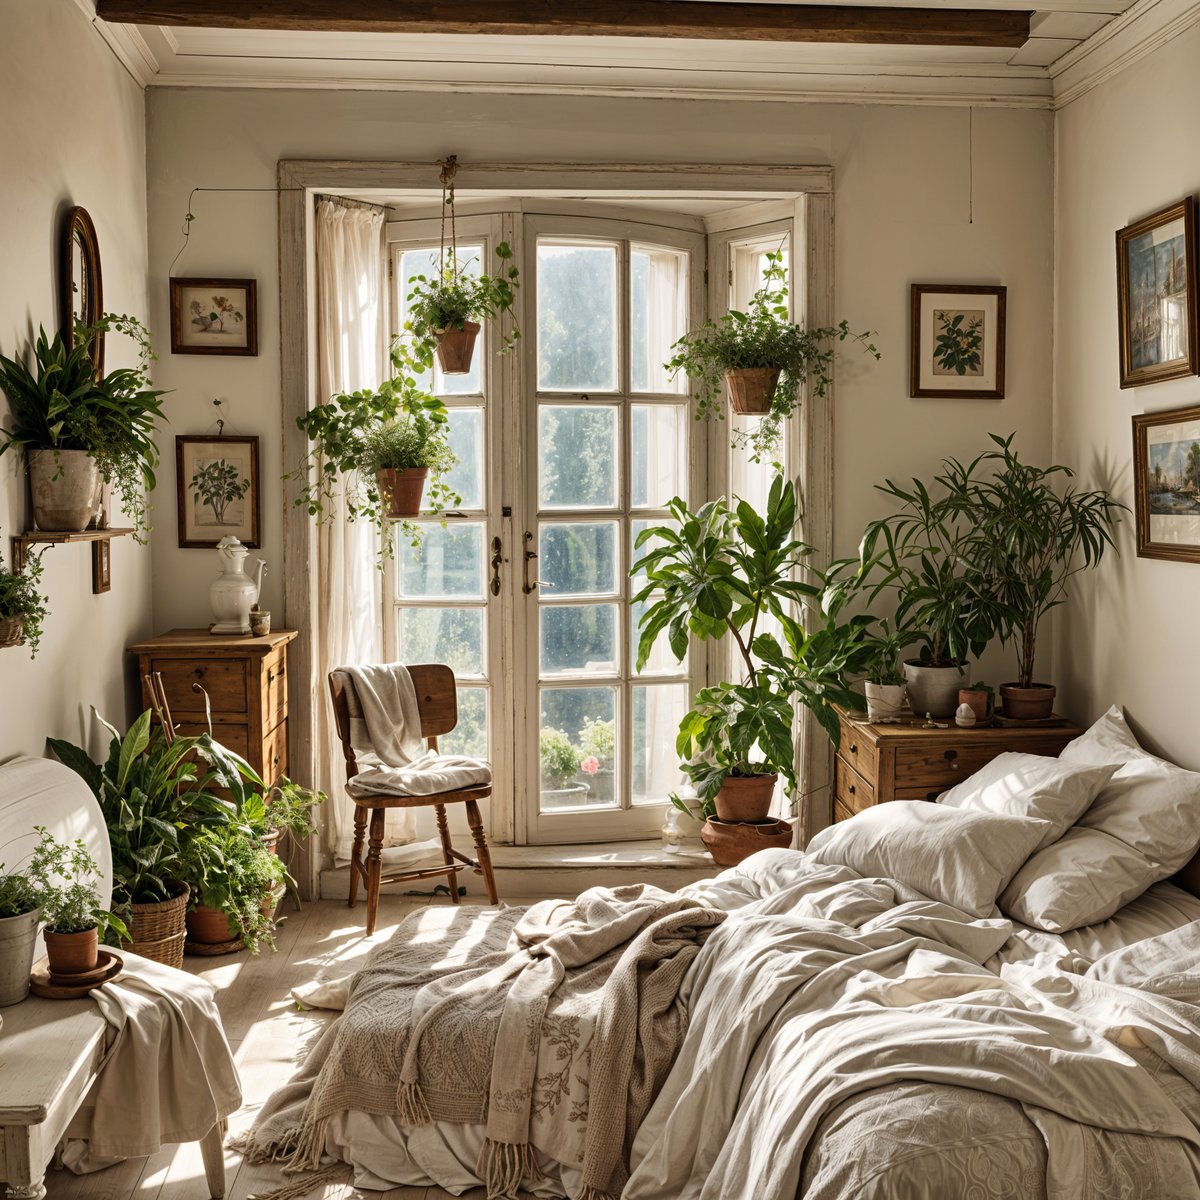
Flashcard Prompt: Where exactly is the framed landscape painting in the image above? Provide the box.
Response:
[910,284,1006,399]
[1116,198,1198,389]
[176,435,261,548]
[169,278,258,356]
[1133,405,1200,563]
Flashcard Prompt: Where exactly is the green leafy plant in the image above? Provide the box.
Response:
[956,433,1124,689]
[932,309,984,376]
[665,251,878,460]
[191,458,251,524]
[0,545,48,658]
[578,718,615,764]
[0,315,168,540]
[25,827,128,940]
[540,726,582,790]
[0,867,37,919]
[857,617,918,687]
[633,474,871,807]
[406,242,521,353]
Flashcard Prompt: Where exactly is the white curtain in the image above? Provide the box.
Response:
[313,197,416,862]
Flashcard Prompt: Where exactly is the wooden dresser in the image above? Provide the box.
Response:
[128,628,297,787]
[834,708,1083,823]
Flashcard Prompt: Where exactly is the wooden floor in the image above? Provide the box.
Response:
[46,894,531,1200]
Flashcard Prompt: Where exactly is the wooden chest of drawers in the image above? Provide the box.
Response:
[834,708,1083,823]
[128,628,297,787]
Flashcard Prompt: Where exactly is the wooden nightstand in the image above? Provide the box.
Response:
[834,708,1083,823]
[128,628,297,787]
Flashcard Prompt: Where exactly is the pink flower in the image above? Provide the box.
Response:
[580,756,600,775]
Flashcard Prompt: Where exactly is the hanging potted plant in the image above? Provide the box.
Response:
[0,545,48,657]
[0,315,167,538]
[359,403,459,519]
[0,865,40,1006]
[664,250,878,459]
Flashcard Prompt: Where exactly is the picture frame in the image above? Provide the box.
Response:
[910,284,1007,399]
[169,278,258,356]
[1116,197,1198,389]
[1132,405,1200,563]
[91,540,111,595]
[176,435,261,549]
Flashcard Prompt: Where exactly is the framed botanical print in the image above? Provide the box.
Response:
[169,278,258,356]
[1132,405,1200,563]
[1116,198,1198,388]
[176,435,260,548]
[910,284,1007,399]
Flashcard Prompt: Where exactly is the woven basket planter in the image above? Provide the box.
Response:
[121,884,189,970]
[0,615,24,649]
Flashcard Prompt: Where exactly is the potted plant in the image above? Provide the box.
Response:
[540,726,587,807]
[292,335,459,558]
[857,618,917,722]
[664,250,878,459]
[634,474,871,828]
[576,717,615,804]
[25,827,128,976]
[959,434,1124,720]
[0,865,40,1006]
[958,682,994,723]
[405,242,521,374]
[0,315,167,538]
[0,546,47,658]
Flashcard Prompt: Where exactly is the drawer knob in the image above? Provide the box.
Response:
[193,667,204,679]
[849,743,858,754]
[267,670,274,684]
[848,784,856,795]
[944,749,959,770]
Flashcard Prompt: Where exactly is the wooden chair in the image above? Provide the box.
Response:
[328,664,500,935]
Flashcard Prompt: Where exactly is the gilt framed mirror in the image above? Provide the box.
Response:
[61,205,104,374]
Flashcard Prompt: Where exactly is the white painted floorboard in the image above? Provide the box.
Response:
[43,896,536,1200]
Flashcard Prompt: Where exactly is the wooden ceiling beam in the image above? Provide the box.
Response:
[95,1,1032,48]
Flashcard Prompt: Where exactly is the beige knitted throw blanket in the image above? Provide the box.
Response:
[240,885,725,1200]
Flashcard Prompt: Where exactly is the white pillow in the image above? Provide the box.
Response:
[807,801,1049,918]
[937,752,1118,851]
[1059,705,1145,767]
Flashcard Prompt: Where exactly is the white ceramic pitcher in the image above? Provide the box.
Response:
[209,536,266,635]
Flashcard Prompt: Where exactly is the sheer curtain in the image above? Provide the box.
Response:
[313,197,416,862]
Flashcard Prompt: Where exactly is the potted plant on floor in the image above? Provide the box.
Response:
[634,474,871,863]
[0,545,48,658]
[0,315,167,538]
[959,433,1124,720]
[25,827,128,976]
[664,250,878,459]
[540,726,587,808]
[0,866,40,1006]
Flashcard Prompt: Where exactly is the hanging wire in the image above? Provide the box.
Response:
[438,154,459,275]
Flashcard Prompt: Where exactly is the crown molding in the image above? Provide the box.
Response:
[72,0,161,86]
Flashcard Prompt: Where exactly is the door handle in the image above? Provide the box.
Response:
[490,536,506,596]
[523,531,538,594]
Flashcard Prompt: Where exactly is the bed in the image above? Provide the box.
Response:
[244,706,1200,1200]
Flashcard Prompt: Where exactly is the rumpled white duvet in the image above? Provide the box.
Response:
[329,850,1200,1200]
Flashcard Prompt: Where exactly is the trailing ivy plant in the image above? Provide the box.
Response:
[664,251,878,461]
[0,546,48,658]
[406,242,521,353]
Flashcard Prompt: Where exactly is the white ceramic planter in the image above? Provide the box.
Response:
[864,682,906,721]
[903,661,971,719]
[28,449,100,532]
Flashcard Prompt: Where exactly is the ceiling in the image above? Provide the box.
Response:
[79,1,1169,108]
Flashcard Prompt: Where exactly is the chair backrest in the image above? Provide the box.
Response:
[328,664,459,776]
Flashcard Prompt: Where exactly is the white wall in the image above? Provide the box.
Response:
[1054,22,1200,765]
[145,90,1054,691]
[0,0,151,761]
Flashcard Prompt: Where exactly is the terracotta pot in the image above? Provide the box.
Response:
[725,367,781,415]
[28,448,101,532]
[903,660,970,719]
[714,773,777,823]
[865,682,906,722]
[1000,682,1056,721]
[186,904,238,945]
[376,467,428,518]
[701,817,793,867]
[958,687,992,722]
[436,321,481,374]
[43,927,99,976]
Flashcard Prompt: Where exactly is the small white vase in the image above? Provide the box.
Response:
[864,682,906,721]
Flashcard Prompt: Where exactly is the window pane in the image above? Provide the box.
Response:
[540,522,618,597]
[398,523,483,599]
[537,243,617,391]
[399,607,483,677]
[399,245,483,397]
[631,404,687,508]
[632,683,689,804]
[541,604,617,676]
[631,520,687,675]
[440,687,488,759]
[538,406,617,509]
[631,246,688,394]
[540,687,617,811]
[442,407,484,510]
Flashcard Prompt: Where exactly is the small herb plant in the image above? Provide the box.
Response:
[406,243,521,353]
[664,251,878,460]
[191,457,251,524]
[26,827,129,941]
[0,546,48,658]
[859,618,917,687]
[0,315,167,540]
[540,726,582,790]
[0,866,37,919]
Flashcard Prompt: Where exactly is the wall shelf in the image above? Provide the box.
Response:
[12,528,134,594]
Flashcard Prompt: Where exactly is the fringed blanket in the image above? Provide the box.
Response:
[239,885,725,1200]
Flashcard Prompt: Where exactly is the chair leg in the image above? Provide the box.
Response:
[348,803,367,910]
[465,798,499,906]
[365,807,386,936]
[434,803,460,904]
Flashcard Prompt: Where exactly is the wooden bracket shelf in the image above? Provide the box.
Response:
[12,528,134,594]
